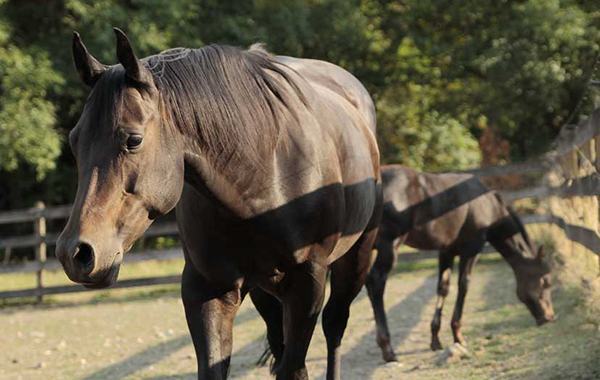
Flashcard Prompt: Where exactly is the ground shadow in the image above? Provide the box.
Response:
[81,304,259,380]
[140,375,195,380]
[82,334,192,380]
[336,273,437,380]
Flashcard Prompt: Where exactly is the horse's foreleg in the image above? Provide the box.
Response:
[451,254,479,346]
[323,229,377,380]
[276,259,327,380]
[182,264,242,380]
[250,287,284,372]
[365,239,397,362]
[430,252,454,351]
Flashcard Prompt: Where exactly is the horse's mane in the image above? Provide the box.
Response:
[144,44,307,169]
[493,192,535,251]
[506,204,533,246]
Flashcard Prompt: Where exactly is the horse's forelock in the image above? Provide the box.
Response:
[86,67,128,132]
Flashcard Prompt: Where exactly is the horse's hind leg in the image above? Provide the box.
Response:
[365,238,398,362]
[249,287,284,372]
[182,263,242,380]
[451,253,479,346]
[430,252,454,351]
[323,229,378,380]
[276,258,328,380]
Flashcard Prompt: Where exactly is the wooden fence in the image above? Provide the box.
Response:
[0,204,180,301]
[2,111,600,302]
[463,109,600,260]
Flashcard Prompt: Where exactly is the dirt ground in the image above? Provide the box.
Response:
[1,257,599,380]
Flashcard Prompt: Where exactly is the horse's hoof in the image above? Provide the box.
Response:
[456,340,466,347]
[431,342,443,351]
[383,352,398,363]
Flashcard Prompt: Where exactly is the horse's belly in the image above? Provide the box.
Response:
[327,178,378,264]
[405,220,460,251]
[327,232,363,265]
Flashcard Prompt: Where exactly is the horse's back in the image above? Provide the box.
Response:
[380,165,502,250]
[275,55,377,133]
[381,165,475,216]
[275,55,380,194]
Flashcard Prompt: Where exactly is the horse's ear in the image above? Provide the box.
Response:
[72,32,107,87]
[113,27,153,85]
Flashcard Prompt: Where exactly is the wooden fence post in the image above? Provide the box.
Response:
[2,246,11,266]
[581,138,596,166]
[34,201,46,304]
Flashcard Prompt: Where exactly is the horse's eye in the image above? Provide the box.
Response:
[126,135,143,150]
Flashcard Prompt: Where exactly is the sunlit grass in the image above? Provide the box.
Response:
[0,258,185,307]
[0,258,184,292]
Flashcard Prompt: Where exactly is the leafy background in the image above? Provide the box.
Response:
[1,0,599,209]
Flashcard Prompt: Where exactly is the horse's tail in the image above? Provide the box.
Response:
[255,336,276,373]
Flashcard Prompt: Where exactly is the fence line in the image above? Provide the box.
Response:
[457,110,600,178]
[0,204,71,225]
[0,203,179,302]
[2,111,600,302]
[0,211,594,302]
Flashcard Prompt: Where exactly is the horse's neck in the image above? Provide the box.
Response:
[181,144,274,218]
[493,237,524,263]
[487,212,532,267]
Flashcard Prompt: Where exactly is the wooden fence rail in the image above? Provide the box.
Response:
[0,202,179,302]
[0,204,71,225]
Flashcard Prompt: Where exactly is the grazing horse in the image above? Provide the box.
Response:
[56,29,382,380]
[366,165,555,362]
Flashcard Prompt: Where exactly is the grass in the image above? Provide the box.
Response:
[467,293,600,379]
[0,258,184,307]
[391,262,600,380]
[393,250,504,275]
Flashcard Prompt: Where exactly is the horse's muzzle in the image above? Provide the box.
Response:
[536,314,557,326]
[56,233,123,288]
[81,261,122,289]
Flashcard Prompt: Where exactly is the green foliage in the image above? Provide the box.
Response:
[1,0,600,209]
[0,14,63,179]
[399,0,600,158]
[377,87,481,171]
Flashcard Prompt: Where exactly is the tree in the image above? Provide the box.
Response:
[0,6,63,180]
[398,0,600,159]
[1,0,600,211]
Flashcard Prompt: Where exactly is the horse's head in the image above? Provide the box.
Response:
[56,29,184,288]
[515,246,556,325]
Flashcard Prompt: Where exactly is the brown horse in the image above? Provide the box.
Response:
[56,29,382,380]
[366,165,555,362]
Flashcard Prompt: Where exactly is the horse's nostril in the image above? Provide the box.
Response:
[73,242,95,273]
